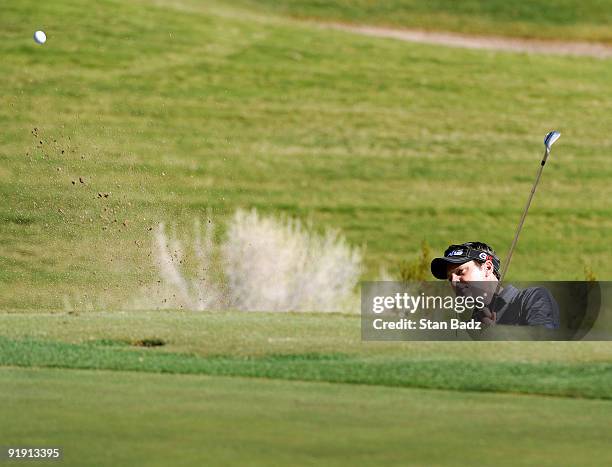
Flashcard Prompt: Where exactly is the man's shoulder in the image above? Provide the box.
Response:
[516,286,554,302]
[514,285,560,327]
[495,284,559,327]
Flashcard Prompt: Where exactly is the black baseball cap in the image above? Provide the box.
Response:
[430,243,501,280]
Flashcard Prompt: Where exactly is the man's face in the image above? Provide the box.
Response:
[446,260,487,283]
[446,260,496,300]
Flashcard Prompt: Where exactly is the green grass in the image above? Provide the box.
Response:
[2,311,612,361]
[2,337,612,399]
[1,311,611,466]
[2,367,612,467]
[4,3,612,464]
[2,0,612,310]
[1,312,611,399]
[230,0,612,42]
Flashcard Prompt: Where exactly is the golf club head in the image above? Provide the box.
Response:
[544,131,561,151]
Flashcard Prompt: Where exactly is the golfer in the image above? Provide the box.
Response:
[430,242,560,328]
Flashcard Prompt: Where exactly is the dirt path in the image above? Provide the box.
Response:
[326,23,612,59]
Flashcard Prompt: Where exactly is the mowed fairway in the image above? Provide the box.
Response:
[1,311,611,465]
[2,367,612,467]
[1,312,611,400]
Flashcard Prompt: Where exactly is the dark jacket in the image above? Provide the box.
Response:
[492,284,560,328]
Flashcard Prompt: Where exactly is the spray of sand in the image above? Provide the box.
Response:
[137,209,362,312]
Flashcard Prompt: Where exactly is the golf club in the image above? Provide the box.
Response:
[495,131,560,296]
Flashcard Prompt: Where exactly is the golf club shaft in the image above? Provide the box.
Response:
[493,134,557,301]
[498,152,548,285]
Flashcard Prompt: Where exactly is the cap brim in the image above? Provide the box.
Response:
[430,257,471,280]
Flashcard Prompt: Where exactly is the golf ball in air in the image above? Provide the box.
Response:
[33,30,46,45]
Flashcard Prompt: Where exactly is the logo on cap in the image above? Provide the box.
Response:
[447,249,464,257]
[479,252,487,261]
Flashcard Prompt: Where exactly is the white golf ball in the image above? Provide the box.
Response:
[33,30,47,45]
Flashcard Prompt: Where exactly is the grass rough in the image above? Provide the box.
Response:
[3,0,612,313]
